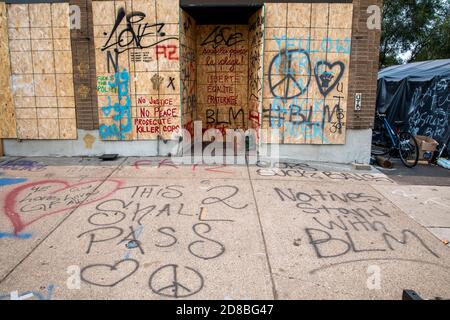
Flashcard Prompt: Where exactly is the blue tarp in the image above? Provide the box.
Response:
[377,59,450,155]
[378,59,450,82]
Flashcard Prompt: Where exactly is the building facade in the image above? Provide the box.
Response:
[0,0,382,163]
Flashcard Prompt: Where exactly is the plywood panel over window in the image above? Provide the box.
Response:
[0,2,17,138]
[262,3,353,145]
[92,0,180,141]
[7,3,77,140]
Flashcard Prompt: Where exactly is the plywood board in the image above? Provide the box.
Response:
[0,2,17,138]
[7,3,77,140]
[196,24,249,141]
[93,0,181,141]
[263,3,353,145]
[180,9,197,137]
[248,8,265,142]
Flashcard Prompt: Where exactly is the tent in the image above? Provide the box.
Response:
[376,59,450,155]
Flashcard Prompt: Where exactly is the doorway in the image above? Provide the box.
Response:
[179,4,264,147]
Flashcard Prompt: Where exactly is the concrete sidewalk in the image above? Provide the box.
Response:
[0,157,448,300]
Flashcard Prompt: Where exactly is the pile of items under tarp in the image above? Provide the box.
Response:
[376,59,450,167]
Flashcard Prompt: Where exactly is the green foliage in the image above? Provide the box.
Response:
[380,0,450,68]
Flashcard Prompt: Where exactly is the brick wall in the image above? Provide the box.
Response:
[347,0,382,130]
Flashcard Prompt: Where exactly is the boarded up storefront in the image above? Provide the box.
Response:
[0,0,381,163]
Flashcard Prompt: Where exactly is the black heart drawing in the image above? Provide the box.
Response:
[314,61,345,97]
[81,259,139,287]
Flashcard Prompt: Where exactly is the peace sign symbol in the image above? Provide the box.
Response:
[268,49,311,99]
[149,264,204,298]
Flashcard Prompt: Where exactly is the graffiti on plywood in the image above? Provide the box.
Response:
[262,3,353,145]
[93,0,181,141]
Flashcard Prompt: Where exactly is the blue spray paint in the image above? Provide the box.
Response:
[0,284,55,300]
[273,35,351,55]
[0,160,46,172]
[0,232,32,239]
[99,68,132,140]
[123,225,144,260]
[0,178,28,187]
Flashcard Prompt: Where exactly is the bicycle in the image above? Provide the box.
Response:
[371,112,419,168]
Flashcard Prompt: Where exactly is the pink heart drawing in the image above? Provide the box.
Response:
[4,179,123,234]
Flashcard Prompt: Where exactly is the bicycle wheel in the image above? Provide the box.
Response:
[371,143,391,156]
[371,131,391,156]
[398,132,419,168]
[371,120,391,156]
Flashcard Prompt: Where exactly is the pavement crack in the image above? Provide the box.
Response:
[246,163,278,300]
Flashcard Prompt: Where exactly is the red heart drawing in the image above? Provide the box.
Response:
[4,179,123,234]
